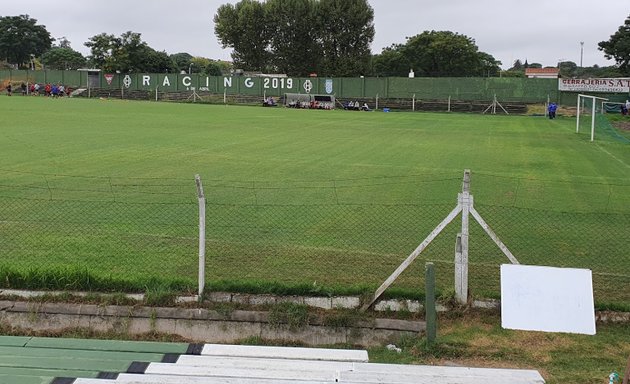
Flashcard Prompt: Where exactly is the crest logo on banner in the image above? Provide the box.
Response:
[104,74,114,85]
[325,79,333,94]
[123,75,132,88]
[303,80,313,94]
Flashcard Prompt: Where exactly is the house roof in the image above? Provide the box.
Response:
[525,68,559,74]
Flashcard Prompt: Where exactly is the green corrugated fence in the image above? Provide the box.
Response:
[2,69,626,105]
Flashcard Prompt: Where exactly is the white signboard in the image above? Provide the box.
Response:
[501,264,596,335]
[559,78,630,93]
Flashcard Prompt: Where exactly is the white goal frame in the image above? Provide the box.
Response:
[576,94,608,142]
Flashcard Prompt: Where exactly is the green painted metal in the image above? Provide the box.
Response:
[0,374,54,384]
[25,337,189,354]
[0,367,99,377]
[0,345,166,363]
[0,354,134,371]
[0,336,31,347]
[0,337,189,384]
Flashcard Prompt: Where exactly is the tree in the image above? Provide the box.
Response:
[41,47,86,70]
[0,15,53,67]
[84,33,119,70]
[205,61,224,76]
[371,47,408,76]
[558,61,578,78]
[598,14,630,75]
[399,31,491,77]
[144,49,176,73]
[478,52,502,77]
[189,56,210,74]
[265,0,321,75]
[85,31,175,73]
[170,52,193,72]
[510,59,523,71]
[371,31,499,77]
[55,36,72,49]
[316,0,374,76]
[214,0,271,71]
[214,0,375,76]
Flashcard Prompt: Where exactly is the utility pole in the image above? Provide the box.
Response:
[580,42,584,67]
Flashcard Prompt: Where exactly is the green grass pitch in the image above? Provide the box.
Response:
[1,97,629,305]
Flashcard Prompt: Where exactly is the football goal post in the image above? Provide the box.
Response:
[576,94,608,142]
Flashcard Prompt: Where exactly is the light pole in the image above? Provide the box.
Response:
[580,42,584,67]
[188,63,193,75]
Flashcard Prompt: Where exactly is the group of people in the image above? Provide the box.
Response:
[620,100,630,116]
[286,99,334,109]
[262,96,277,107]
[344,100,371,111]
[5,82,69,97]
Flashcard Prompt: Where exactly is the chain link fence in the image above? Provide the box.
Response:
[0,171,629,308]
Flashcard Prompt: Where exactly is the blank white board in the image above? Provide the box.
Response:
[501,264,596,335]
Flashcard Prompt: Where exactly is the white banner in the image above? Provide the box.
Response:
[559,78,630,93]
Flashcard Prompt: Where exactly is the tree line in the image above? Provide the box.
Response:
[1,10,629,77]
[0,15,228,75]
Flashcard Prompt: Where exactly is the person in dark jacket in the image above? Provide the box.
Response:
[548,103,557,119]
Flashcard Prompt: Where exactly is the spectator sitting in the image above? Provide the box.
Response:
[263,96,277,107]
[361,103,371,111]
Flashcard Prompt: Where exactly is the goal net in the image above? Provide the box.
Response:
[576,94,608,142]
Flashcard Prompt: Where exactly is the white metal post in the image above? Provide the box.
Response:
[455,170,470,304]
[576,96,581,133]
[448,96,451,112]
[195,174,206,297]
[591,100,596,142]
[376,93,379,110]
[412,94,416,111]
[545,95,550,118]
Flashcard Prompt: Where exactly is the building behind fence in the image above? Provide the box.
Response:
[5,69,629,107]
[0,170,628,309]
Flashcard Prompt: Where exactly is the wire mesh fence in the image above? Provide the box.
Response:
[0,171,629,308]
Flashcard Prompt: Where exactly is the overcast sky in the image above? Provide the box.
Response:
[2,0,627,70]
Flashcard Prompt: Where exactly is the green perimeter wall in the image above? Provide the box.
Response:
[2,69,627,105]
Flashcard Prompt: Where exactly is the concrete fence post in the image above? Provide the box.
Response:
[195,175,206,297]
[455,170,471,305]
[425,262,437,345]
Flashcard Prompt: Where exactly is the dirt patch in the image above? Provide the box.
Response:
[612,120,630,131]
